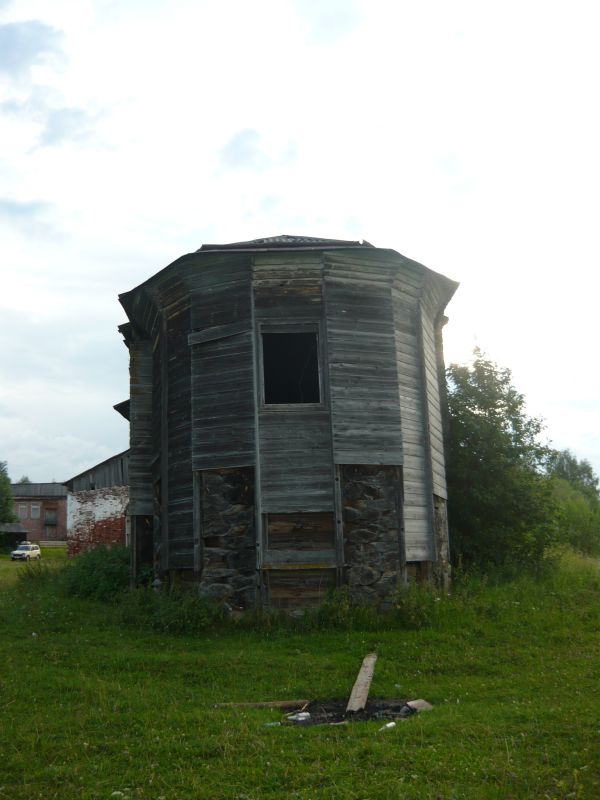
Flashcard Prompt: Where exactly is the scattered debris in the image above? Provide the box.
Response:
[378,721,396,732]
[406,699,433,712]
[286,711,311,723]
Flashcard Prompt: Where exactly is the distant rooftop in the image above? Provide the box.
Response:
[198,235,374,252]
[0,522,28,534]
[11,483,67,498]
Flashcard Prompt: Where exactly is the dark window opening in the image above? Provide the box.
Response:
[262,332,320,404]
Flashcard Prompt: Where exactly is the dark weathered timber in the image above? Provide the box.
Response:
[266,512,335,551]
[167,302,193,569]
[266,568,336,609]
[127,333,153,516]
[191,331,255,470]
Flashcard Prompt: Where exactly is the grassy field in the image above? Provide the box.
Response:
[0,551,599,799]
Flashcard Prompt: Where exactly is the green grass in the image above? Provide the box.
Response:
[0,552,599,799]
[0,546,67,588]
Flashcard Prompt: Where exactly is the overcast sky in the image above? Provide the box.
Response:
[1,0,599,483]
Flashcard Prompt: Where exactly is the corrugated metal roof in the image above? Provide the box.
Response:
[63,449,130,491]
[198,235,374,251]
[11,483,67,498]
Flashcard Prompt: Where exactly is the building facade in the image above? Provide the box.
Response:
[119,236,458,609]
[11,484,68,542]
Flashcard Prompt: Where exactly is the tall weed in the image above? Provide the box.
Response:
[61,545,130,602]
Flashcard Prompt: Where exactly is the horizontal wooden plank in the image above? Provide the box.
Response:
[188,320,252,345]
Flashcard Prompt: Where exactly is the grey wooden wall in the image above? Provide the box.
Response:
[392,263,434,562]
[324,251,403,465]
[254,252,334,515]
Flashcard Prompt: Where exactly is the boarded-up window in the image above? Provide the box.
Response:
[262,332,320,404]
[266,512,334,551]
[266,568,335,609]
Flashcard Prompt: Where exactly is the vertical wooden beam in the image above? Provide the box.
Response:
[192,470,202,576]
[322,272,345,587]
[394,465,407,588]
[250,262,265,606]
[416,301,436,565]
[160,313,169,574]
[333,465,345,587]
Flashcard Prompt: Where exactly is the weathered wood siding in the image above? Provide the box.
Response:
[392,264,433,562]
[266,568,336,609]
[258,410,333,512]
[420,290,447,500]
[166,301,194,568]
[254,253,334,515]
[324,252,402,464]
[190,261,255,470]
[128,335,154,516]
[191,332,255,470]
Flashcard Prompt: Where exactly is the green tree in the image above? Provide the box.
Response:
[545,450,600,554]
[546,449,599,506]
[446,350,557,568]
[17,475,31,484]
[0,461,16,523]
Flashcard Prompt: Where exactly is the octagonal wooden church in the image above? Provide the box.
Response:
[119,236,458,609]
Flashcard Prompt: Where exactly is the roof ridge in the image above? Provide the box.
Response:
[198,234,374,251]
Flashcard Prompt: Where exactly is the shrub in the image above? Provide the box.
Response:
[118,586,225,634]
[61,545,130,602]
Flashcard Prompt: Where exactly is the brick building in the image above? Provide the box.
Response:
[11,484,68,542]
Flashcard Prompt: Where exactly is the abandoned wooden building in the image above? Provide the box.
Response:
[118,235,458,609]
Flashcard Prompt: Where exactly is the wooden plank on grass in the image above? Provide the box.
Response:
[214,700,309,710]
[346,653,378,713]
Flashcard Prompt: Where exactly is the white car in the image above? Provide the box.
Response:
[11,542,42,561]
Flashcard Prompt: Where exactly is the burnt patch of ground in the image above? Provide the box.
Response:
[287,698,417,726]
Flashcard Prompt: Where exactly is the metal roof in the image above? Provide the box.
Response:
[11,483,67,498]
[63,449,130,489]
[0,522,27,534]
[198,235,374,252]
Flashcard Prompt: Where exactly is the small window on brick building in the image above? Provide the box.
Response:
[44,510,57,525]
[262,332,320,404]
[18,504,28,520]
[30,504,41,520]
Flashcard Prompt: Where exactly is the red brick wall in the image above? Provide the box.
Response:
[67,486,129,557]
[68,515,126,556]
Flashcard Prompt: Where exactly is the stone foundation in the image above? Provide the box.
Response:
[341,465,405,606]
[198,467,256,607]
